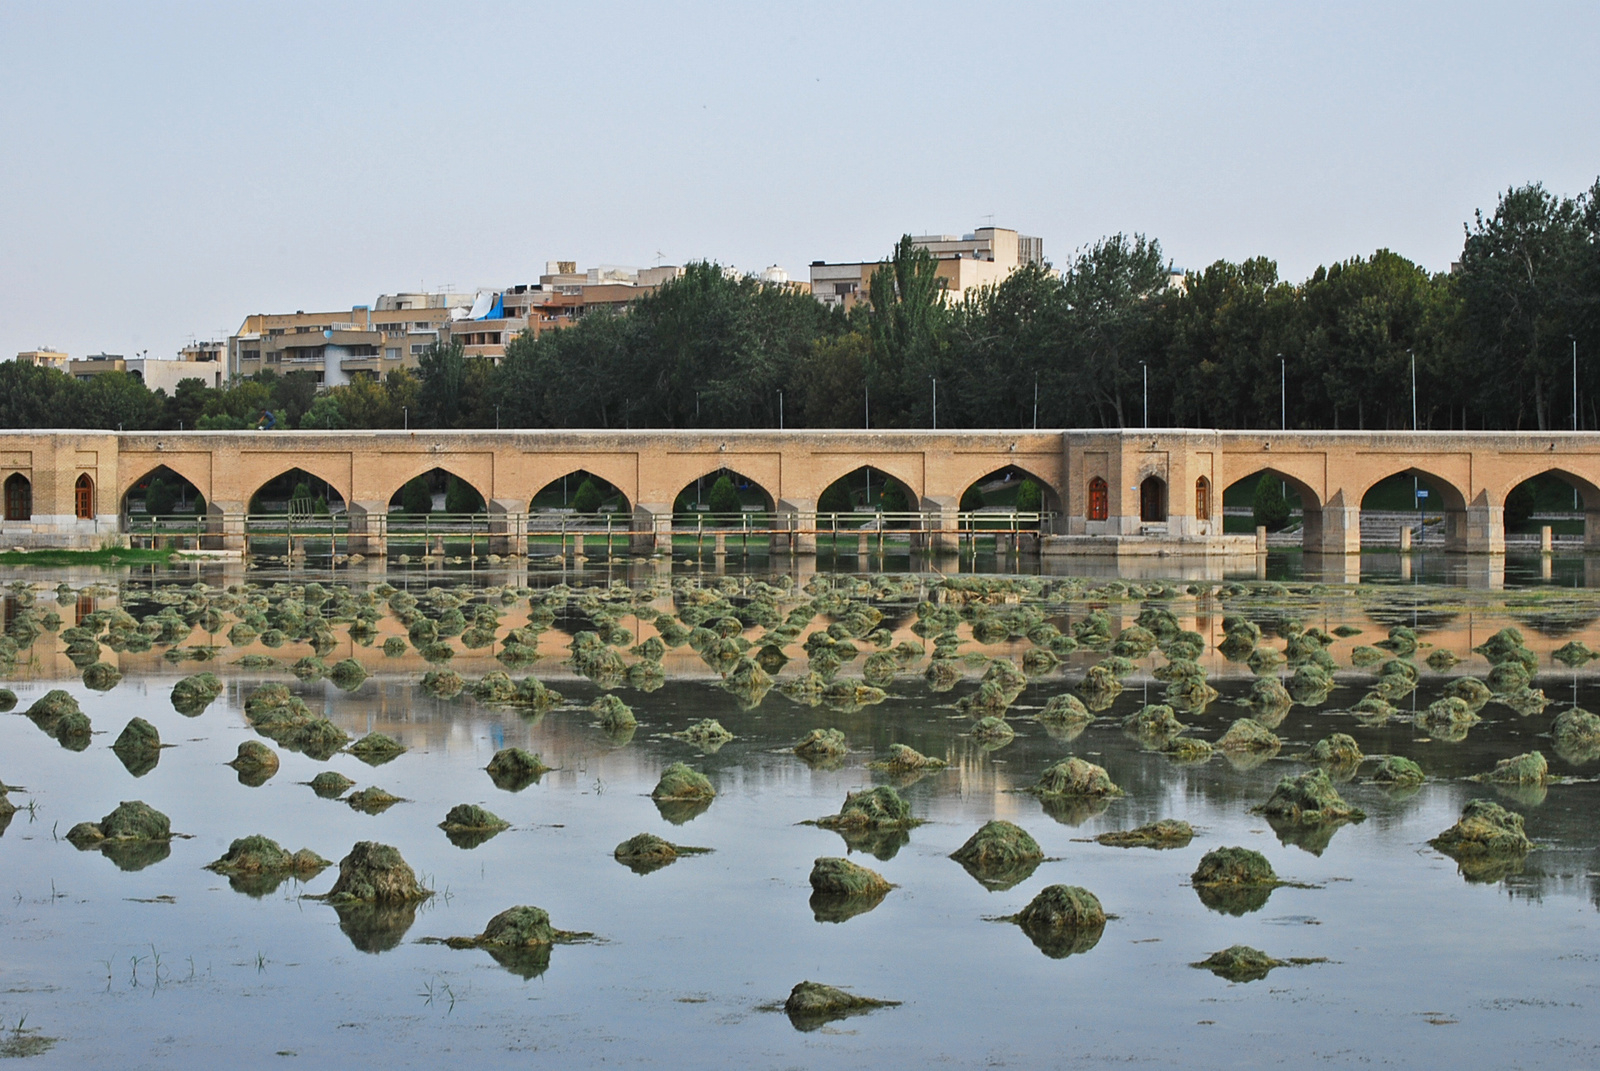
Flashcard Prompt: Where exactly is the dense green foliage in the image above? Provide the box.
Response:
[7,181,1598,434]
[707,474,742,515]
[1252,475,1291,531]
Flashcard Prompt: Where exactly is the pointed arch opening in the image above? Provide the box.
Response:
[251,468,348,516]
[1502,469,1600,548]
[74,474,95,520]
[122,466,206,519]
[673,468,776,524]
[530,470,631,517]
[3,474,31,522]
[1222,469,1318,534]
[958,465,1062,515]
[387,468,483,516]
[817,466,915,523]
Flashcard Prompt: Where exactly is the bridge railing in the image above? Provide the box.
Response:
[123,509,1056,558]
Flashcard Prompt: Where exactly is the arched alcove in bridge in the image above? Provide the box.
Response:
[530,471,632,516]
[388,468,485,515]
[123,465,207,520]
[673,468,775,523]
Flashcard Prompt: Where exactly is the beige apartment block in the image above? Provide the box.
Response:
[809,226,1047,309]
[14,348,70,371]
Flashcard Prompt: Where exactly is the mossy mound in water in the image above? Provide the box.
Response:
[1031,757,1122,797]
[1430,799,1533,861]
[1008,884,1107,958]
[1217,718,1280,752]
[327,658,368,690]
[794,728,847,759]
[1442,677,1493,709]
[1255,769,1365,823]
[346,786,404,813]
[950,820,1043,888]
[1474,750,1549,785]
[1162,736,1214,763]
[241,685,350,760]
[1494,685,1550,718]
[309,771,355,798]
[651,762,715,801]
[1122,703,1185,740]
[442,905,591,959]
[971,716,1014,744]
[809,856,891,897]
[24,689,80,733]
[112,717,161,754]
[1416,696,1480,737]
[420,669,465,698]
[1247,646,1287,674]
[590,694,637,731]
[171,672,223,714]
[81,661,121,691]
[1302,733,1363,767]
[324,841,431,903]
[1095,819,1194,849]
[1553,706,1600,752]
[782,981,900,1030]
[822,681,887,708]
[612,832,710,874]
[1246,676,1292,712]
[206,835,328,876]
[440,803,509,831]
[867,743,946,772]
[674,718,734,748]
[485,747,551,791]
[0,688,15,712]
[229,740,280,777]
[347,733,406,764]
[1425,648,1460,671]
[1553,640,1599,667]
[1351,693,1399,722]
[1192,945,1305,982]
[816,786,915,830]
[1193,846,1277,886]
[1371,755,1425,787]
[1077,664,1123,702]
[67,800,172,848]
[1350,645,1385,667]
[1038,693,1091,724]
[957,679,1018,716]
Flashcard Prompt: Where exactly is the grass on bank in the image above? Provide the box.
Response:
[0,547,178,567]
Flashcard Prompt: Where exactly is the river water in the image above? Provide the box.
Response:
[2,551,1599,1068]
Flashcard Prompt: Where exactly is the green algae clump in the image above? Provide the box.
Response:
[206,835,329,877]
[1030,757,1122,797]
[112,717,161,754]
[25,689,80,733]
[1095,819,1194,849]
[1474,750,1549,785]
[1254,768,1365,823]
[228,740,280,780]
[1302,733,1364,768]
[673,718,734,749]
[1217,718,1281,752]
[171,672,223,714]
[815,786,915,830]
[420,669,465,699]
[1192,846,1277,885]
[782,981,900,1031]
[82,661,122,691]
[590,694,637,731]
[347,733,406,764]
[1190,945,1323,983]
[794,727,847,759]
[346,786,404,814]
[67,800,172,852]
[309,771,355,798]
[485,747,551,791]
[1007,884,1107,958]
[1552,707,1600,762]
[950,820,1043,889]
[867,743,947,772]
[1037,693,1092,725]
[323,841,431,903]
[651,762,715,801]
[327,658,368,690]
[1429,799,1533,869]
[1122,703,1186,741]
[613,832,711,874]
[809,856,891,897]
[1371,755,1425,787]
[971,715,1015,744]
[439,803,511,849]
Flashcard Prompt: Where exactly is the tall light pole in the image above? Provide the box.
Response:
[778,390,784,430]
[1409,350,1417,431]
[1140,362,1147,429]
[402,406,408,431]
[864,382,870,429]
[1032,374,1039,430]
[1573,337,1579,431]
[495,405,500,430]
[930,376,937,430]
[1278,353,1285,429]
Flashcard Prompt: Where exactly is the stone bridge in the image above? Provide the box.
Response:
[0,428,1595,556]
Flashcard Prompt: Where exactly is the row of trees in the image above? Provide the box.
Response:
[4,180,1596,433]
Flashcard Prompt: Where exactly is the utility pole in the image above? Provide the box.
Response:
[864,382,869,429]
[1573,337,1579,431]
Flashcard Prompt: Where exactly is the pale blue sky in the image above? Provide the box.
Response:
[2,1,1596,363]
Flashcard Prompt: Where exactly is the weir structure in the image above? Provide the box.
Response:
[1,428,1597,557]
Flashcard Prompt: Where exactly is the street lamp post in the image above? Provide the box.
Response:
[495,405,500,430]
[1573,337,1579,431]
[778,390,784,430]
[1033,374,1039,430]
[402,406,408,431]
[1409,350,1417,431]
[930,376,937,430]
[1278,353,1285,429]
[1140,361,1147,429]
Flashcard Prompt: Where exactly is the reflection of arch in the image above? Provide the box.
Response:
[122,466,205,517]
[674,468,775,515]
[1087,477,1108,521]
[1194,476,1210,520]
[817,466,913,513]
[3,474,31,521]
[531,470,632,515]
[74,474,94,520]
[252,468,349,513]
[386,467,479,514]
[1139,476,1166,522]
[958,465,1063,514]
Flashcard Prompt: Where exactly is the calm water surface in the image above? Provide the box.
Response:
[2,553,1600,1068]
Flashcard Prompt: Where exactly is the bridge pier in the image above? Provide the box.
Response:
[774,499,816,555]
[632,503,670,555]
[345,501,389,557]
[488,499,526,557]
[212,500,248,553]
[921,495,959,554]
[1303,496,1361,554]
[1461,495,1504,554]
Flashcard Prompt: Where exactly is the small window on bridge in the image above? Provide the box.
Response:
[1087,477,1108,521]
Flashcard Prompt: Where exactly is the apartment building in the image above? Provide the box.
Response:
[14,349,70,371]
[808,226,1046,310]
[67,348,225,392]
